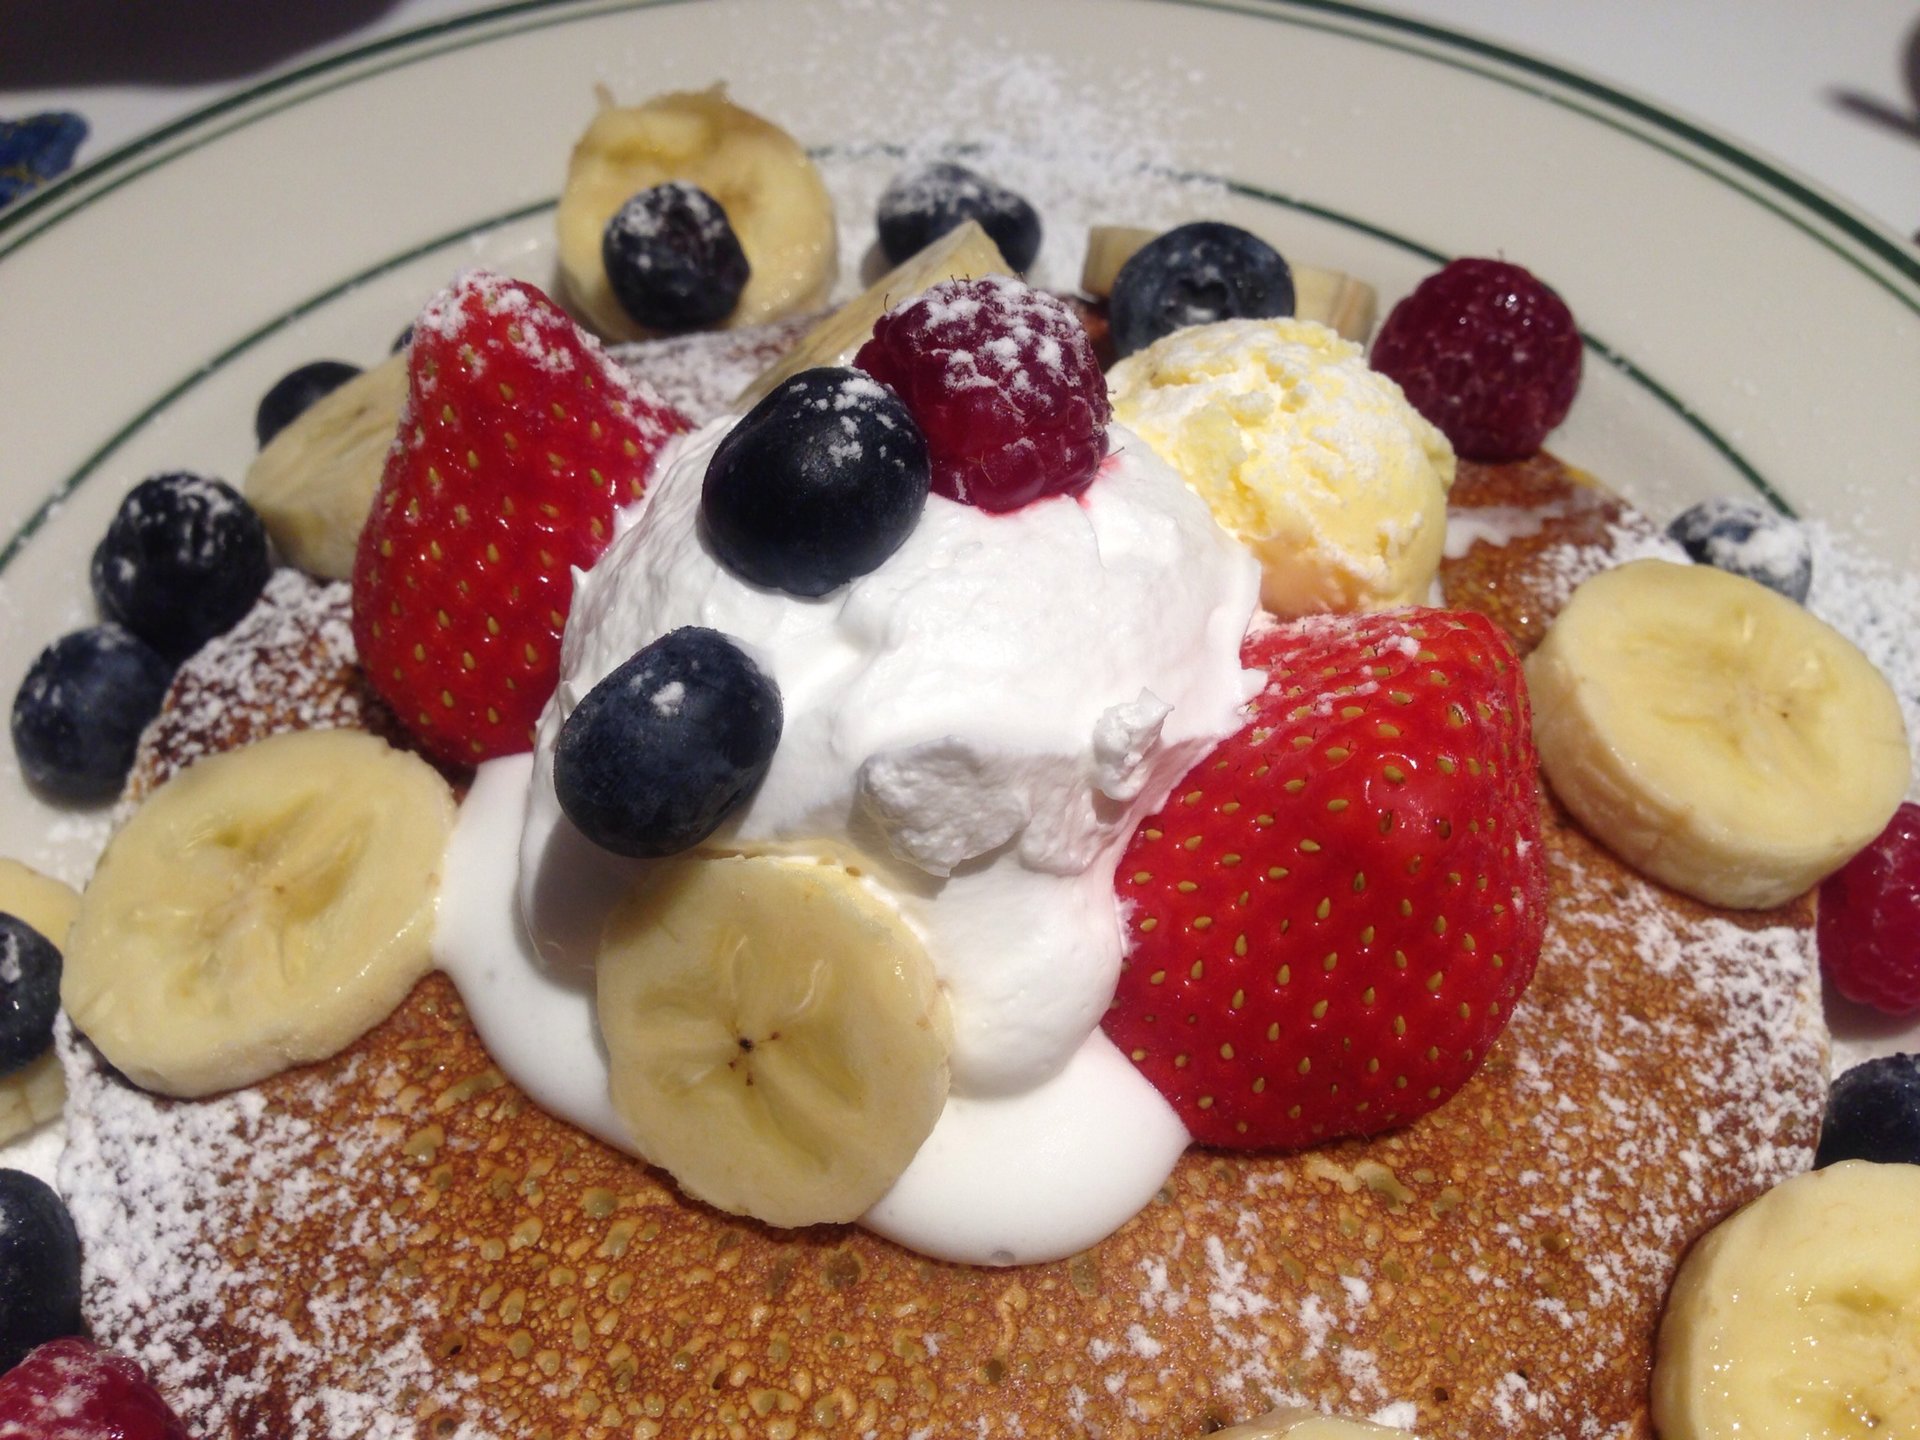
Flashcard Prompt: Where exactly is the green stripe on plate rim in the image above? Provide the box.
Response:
[3,0,1915,304]
[0,163,1792,578]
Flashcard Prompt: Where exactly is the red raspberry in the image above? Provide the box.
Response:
[0,1338,190,1439]
[1818,802,1920,1014]
[854,275,1110,512]
[1369,258,1582,462]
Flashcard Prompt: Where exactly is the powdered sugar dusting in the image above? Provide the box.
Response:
[118,571,373,814]
[58,1021,500,1439]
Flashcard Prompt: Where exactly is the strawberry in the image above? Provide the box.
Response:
[1104,609,1546,1149]
[351,270,688,765]
[0,1338,191,1439]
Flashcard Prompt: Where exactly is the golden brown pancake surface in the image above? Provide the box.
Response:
[60,451,1824,1439]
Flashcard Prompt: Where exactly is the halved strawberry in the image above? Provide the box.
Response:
[1104,609,1546,1149]
[351,270,688,765]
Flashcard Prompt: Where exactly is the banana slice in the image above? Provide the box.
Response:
[1080,223,1378,342]
[0,857,80,949]
[1652,1160,1920,1438]
[1527,558,1909,910]
[557,85,837,343]
[1207,1408,1418,1438]
[597,852,951,1228]
[63,729,455,1098]
[736,218,1010,407]
[244,352,407,580]
[0,1054,64,1145]
[0,859,81,1143]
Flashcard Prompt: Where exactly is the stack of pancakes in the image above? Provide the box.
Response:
[58,354,1825,1438]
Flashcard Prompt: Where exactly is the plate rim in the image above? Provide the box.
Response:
[2,0,1916,301]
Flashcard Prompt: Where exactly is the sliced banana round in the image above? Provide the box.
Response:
[597,852,951,1228]
[244,351,407,580]
[1527,558,1910,910]
[1652,1160,1920,1439]
[557,85,837,342]
[63,729,455,1098]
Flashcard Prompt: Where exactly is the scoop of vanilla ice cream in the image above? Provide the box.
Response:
[1109,317,1455,616]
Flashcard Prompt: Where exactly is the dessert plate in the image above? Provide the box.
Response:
[0,0,1916,1009]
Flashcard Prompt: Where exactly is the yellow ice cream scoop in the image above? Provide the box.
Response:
[1109,318,1454,617]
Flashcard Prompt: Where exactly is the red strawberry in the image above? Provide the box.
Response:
[0,1337,191,1439]
[352,270,688,765]
[1104,609,1546,1149]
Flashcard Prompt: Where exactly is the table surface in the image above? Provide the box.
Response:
[1,0,1916,241]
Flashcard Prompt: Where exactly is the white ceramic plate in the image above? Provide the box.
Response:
[2,0,1917,1017]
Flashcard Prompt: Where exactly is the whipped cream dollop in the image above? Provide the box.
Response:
[439,414,1262,1262]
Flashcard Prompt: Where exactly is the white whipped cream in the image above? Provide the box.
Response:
[437,415,1262,1263]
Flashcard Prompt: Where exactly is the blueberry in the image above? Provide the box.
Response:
[255,360,362,448]
[90,472,273,663]
[0,916,60,1077]
[1666,497,1812,603]
[555,627,782,858]
[11,626,173,802]
[602,182,751,330]
[877,161,1042,273]
[702,367,930,597]
[1108,221,1295,358]
[1816,1053,1920,1167]
[0,1169,83,1375]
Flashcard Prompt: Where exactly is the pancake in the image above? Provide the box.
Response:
[56,428,1826,1439]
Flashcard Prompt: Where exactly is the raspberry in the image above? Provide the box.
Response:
[0,1338,190,1439]
[854,275,1109,512]
[1369,257,1582,462]
[1818,802,1920,1015]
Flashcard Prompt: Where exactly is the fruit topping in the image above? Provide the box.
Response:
[557,86,837,341]
[1528,560,1909,910]
[1211,1409,1414,1439]
[90,472,273,663]
[854,274,1109,512]
[740,219,1010,407]
[0,1170,82,1375]
[254,359,362,447]
[0,915,60,1077]
[598,852,952,1227]
[1109,317,1454,617]
[0,1337,189,1439]
[1107,221,1295,359]
[1667,496,1813,603]
[1106,609,1545,1149]
[1817,1054,1920,1167]
[602,181,751,330]
[876,161,1041,273]
[1651,1161,1920,1440]
[245,351,408,581]
[1085,225,1377,343]
[350,270,688,766]
[702,366,929,594]
[555,626,783,857]
[1369,257,1581,462]
[1818,801,1920,1014]
[63,729,455,1098]
[0,864,79,1146]
[10,625,173,802]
